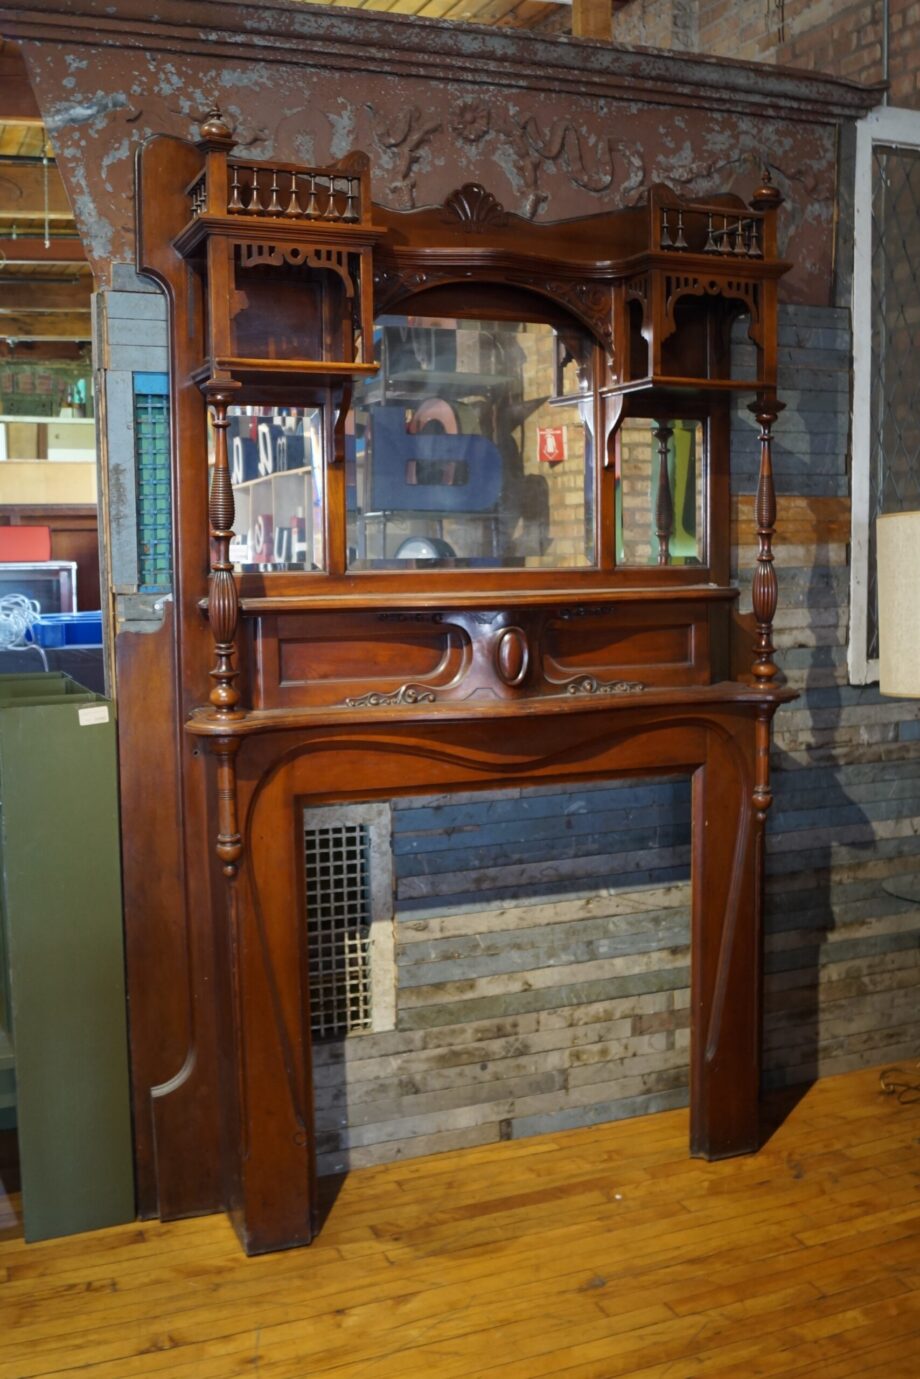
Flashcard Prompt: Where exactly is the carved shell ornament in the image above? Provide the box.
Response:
[443,184,509,232]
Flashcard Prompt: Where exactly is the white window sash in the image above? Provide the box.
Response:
[850,106,920,684]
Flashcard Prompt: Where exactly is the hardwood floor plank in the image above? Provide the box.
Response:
[2,1065,919,1379]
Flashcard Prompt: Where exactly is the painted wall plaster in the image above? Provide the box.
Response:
[20,23,845,302]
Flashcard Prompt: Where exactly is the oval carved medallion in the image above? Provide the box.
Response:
[495,627,529,687]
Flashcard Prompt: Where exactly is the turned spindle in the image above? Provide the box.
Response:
[207,392,244,718]
[749,393,784,686]
[653,420,674,566]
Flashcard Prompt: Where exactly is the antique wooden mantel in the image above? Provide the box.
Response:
[134,109,796,1254]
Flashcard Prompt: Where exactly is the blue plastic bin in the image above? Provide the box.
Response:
[29,613,104,648]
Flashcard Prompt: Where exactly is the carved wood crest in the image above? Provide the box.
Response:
[442,183,508,231]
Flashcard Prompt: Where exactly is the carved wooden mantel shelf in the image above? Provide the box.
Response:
[138,113,794,1255]
[187,681,795,734]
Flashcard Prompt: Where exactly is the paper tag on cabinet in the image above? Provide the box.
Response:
[78,705,110,727]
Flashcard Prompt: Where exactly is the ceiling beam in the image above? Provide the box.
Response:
[571,0,611,38]
[0,237,85,264]
[0,42,41,123]
[0,280,91,311]
[0,338,88,361]
[0,309,92,340]
[0,163,73,218]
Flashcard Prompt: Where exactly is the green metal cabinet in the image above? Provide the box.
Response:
[0,672,134,1241]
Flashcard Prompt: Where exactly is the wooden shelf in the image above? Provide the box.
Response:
[234,583,736,613]
[0,415,95,425]
[233,463,313,491]
[603,377,767,397]
[186,678,796,738]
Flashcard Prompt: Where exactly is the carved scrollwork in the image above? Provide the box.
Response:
[443,183,508,232]
[344,683,439,708]
[373,105,442,209]
[238,242,356,298]
[625,273,649,304]
[562,676,646,697]
[624,272,650,336]
[544,280,613,353]
[661,273,761,344]
[374,265,431,312]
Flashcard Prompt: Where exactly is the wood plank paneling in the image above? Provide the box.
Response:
[0,162,73,218]
[0,309,92,339]
[0,43,40,123]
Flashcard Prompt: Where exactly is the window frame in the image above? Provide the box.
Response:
[849,105,920,684]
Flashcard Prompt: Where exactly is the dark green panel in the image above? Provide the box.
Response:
[0,674,134,1240]
[134,372,172,593]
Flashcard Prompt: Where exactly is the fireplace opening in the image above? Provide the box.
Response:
[308,776,692,1177]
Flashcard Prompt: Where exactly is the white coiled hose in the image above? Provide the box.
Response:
[0,593,48,669]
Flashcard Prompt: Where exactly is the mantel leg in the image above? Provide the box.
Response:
[691,722,761,1159]
[228,768,316,1255]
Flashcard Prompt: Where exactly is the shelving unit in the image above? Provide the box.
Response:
[230,464,318,569]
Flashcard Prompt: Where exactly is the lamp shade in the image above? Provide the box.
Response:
[878,510,920,697]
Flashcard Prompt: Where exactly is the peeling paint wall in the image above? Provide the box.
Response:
[17,14,853,302]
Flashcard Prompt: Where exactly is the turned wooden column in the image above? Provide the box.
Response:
[653,419,674,566]
[206,389,245,879]
[749,394,784,686]
[213,736,242,878]
[206,389,244,718]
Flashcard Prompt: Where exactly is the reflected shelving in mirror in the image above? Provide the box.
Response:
[208,404,325,572]
[616,419,705,568]
[347,314,597,571]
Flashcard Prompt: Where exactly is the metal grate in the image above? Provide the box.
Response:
[133,371,172,593]
[304,820,374,1039]
[867,145,920,660]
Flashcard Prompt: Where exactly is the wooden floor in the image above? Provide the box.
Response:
[2,1065,920,1378]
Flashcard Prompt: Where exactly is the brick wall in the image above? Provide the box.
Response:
[609,0,696,50]
[599,0,916,108]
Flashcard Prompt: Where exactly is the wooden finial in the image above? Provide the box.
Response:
[198,107,234,147]
[750,165,783,212]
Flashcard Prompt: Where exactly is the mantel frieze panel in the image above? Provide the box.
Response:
[2,1,879,121]
[12,9,846,300]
